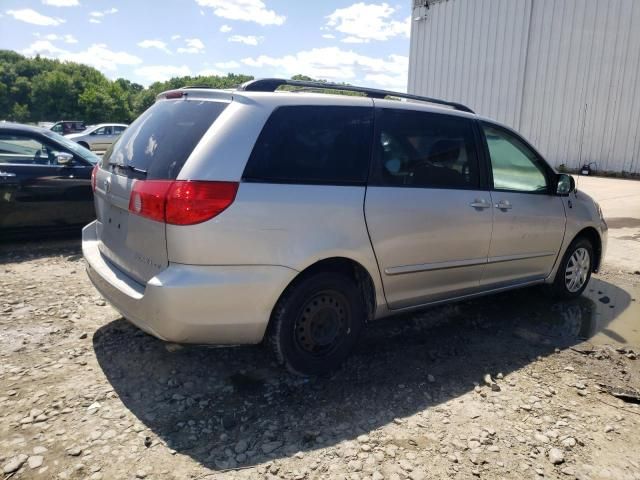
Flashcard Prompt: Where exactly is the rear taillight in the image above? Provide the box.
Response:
[165,181,239,225]
[129,180,173,223]
[128,180,238,225]
[91,164,98,192]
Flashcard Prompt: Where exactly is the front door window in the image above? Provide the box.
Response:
[482,124,549,193]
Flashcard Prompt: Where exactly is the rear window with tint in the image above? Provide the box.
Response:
[102,99,227,179]
[243,105,373,185]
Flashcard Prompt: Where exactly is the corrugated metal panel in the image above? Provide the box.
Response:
[408,0,640,174]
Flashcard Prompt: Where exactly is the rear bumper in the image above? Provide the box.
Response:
[82,221,297,344]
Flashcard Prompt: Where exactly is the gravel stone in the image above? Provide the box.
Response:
[261,441,283,454]
[28,455,44,469]
[409,471,426,480]
[3,454,28,474]
[548,448,565,465]
[234,439,249,454]
[534,433,550,444]
[67,447,82,457]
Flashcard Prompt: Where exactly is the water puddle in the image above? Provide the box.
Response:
[490,277,640,347]
[581,278,640,346]
[397,276,640,348]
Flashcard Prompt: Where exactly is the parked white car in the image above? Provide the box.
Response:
[67,123,127,152]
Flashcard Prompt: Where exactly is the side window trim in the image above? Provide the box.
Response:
[480,121,554,195]
[471,119,491,191]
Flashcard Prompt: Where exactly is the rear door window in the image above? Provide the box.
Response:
[102,99,228,179]
[95,126,113,135]
[243,105,373,185]
[372,108,481,189]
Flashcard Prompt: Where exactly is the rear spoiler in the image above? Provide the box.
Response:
[156,88,236,102]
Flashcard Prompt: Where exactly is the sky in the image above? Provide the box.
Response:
[0,0,412,91]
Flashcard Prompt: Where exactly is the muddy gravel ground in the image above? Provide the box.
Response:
[1,239,639,480]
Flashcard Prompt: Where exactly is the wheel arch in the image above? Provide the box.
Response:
[574,226,603,272]
[271,256,377,324]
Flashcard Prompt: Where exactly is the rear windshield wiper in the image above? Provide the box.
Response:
[111,163,148,177]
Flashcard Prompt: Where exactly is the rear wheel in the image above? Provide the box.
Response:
[267,272,365,376]
[551,237,594,299]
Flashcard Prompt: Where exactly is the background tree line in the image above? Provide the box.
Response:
[0,50,364,126]
[0,49,254,125]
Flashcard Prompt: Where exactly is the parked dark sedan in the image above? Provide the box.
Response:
[0,123,99,236]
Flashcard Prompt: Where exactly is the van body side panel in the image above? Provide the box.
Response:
[166,183,386,311]
[365,187,493,308]
[170,97,386,314]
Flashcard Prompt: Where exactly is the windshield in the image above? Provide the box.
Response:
[42,129,100,164]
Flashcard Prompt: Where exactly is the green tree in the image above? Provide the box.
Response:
[10,103,30,122]
[10,76,32,106]
[30,70,78,120]
[78,85,116,124]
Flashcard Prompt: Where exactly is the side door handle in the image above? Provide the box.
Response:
[0,171,17,178]
[469,199,491,210]
[495,200,513,211]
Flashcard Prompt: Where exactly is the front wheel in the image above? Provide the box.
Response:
[551,237,594,299]
[267,272,365,376]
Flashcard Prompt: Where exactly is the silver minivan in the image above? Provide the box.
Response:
[82,79,608,375]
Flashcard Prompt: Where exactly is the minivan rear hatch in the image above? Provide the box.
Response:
[93,95,229,284]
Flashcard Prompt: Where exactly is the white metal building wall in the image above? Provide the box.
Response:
[408,0,640,174]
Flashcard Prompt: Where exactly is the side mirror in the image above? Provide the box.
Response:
[556,173,575,196]
[56,152,74,166]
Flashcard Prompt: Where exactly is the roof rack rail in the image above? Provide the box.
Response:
[237,78,474,114]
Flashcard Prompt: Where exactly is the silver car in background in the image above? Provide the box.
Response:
[82,79,608,375]
[67,123,127,152]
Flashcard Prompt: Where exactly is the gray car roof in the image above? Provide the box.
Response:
[0,122,49,134]
[157,88,479,120]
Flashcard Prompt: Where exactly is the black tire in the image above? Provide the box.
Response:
[78,142,90,150]
[551,237,594,299]
[267,272,365,376]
